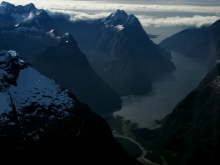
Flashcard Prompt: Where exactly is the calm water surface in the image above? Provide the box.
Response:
[114,52,208,128]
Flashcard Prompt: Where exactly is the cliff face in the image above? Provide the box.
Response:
[0,50,140,165]
[29,32,122,115]
[147,63,220,165]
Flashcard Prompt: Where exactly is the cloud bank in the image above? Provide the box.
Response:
[53,11,220,28]
[138,15,220,27]
[3,0,220,28]
[5,0,220,14]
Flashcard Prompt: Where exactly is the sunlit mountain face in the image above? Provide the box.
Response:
[4,0,220,43]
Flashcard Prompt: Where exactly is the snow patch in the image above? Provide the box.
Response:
[0,50,75,117]
[114,25,124,31]
[9,67,74,111]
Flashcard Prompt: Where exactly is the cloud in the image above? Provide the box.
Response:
[137,15,220,27]
[3,0,220,27]
[4,0,220,14]
[52,11,220,28]
[70,12,109,21]
[50,10,110,21]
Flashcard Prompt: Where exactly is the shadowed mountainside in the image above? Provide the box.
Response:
[53,10,175,96]
[0,50,141,165]
[0,2,122,114]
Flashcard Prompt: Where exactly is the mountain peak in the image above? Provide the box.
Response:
[0,1,36,11]
[23,3,36,10]
[0,1,15,14]
[104,9,129,25]
[18,9,54,31]
[0,50,27,87]
[111,9,128,20]
[103,9,140,29]
[0,1,14,7]
[18,3,37,13]
[210,18,220,33]
[0,2,37,23]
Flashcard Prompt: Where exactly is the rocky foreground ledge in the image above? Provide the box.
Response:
[0,50,141,164]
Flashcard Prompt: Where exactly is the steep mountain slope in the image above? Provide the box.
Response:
[160,19,220,65]
[146,62,220,165]
[31,32,122,114]
[210,19,220,45]
[0,50,77,122]
[53,10,175,96]
[160,27,211,59]
[0,2,121,114]
[0,1,37,28]
[0,50,74,113]
[0,50,141,165]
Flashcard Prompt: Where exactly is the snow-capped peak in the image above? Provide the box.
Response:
[114,25,125,31]
[0,1,39,26]
[103,10,129,26]
[22,10,46,22]
[103,9,140,30]
[110,9,128,21]
[16,9,55,31]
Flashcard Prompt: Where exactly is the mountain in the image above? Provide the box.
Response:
[0,1,37,28]
[160,27,211,59]
[0,50,141,164]
[0,50,74,115]
[145,62,220,165]
[160,19,220,65]
[53,10,175,96]
[0,2,121,114]
[31,31,122,114]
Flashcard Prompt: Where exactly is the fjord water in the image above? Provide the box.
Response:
[114,52,208,128]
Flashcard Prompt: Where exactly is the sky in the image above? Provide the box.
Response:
[2,0,220,42]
